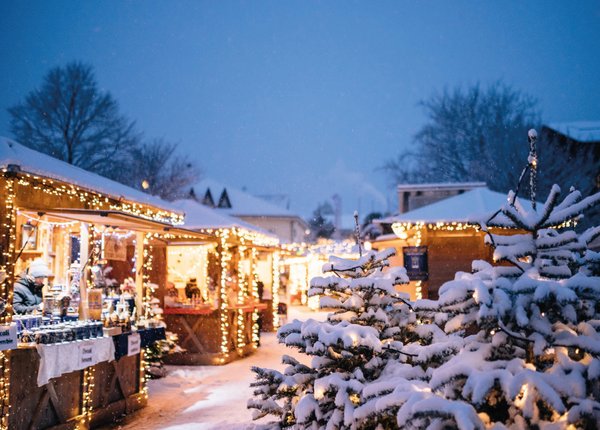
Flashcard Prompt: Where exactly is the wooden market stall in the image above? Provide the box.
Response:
[373,187,517,300]
[158,199,281,365]
[0,138,200,429]
[280,240,359,310]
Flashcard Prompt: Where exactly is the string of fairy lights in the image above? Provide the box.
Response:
[0,174,16,430]
[218,230,231,360]
[236,245,247,350]
[250,247,260,347]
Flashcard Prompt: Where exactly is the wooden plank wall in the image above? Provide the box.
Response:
[424,231,493,299]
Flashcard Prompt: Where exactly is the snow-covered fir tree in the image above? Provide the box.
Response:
[365,184,600,429]
[248,247,423,429]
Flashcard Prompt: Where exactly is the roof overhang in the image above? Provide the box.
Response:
[25,208,213,242]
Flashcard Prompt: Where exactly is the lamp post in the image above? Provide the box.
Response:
[528,129,538,210]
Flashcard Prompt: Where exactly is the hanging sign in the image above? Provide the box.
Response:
[78,341,96,367]
[104,235,128,262]
[127,332,141,356]
[0,323,17,351]
[403,246,428,281]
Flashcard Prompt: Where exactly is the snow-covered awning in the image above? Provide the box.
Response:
[0,137,182,216]
[378,187,529,225]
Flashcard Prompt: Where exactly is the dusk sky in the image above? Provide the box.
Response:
[1,1,600,220]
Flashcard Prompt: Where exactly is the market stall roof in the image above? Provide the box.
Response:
[0,137,181,215]
[26,208,211,240]
[377,187,532,225]
[173,199,276,237]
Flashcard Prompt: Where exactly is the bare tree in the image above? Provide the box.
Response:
[8,62,139,178]
[383,82,540,192]
[125,138,202,201]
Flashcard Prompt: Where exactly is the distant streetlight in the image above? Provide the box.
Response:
[141,179,150,190]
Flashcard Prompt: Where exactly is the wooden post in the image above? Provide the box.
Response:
[79,222,89,320]
[135,232,145,316]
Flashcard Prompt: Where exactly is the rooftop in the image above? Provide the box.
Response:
[378,187,524,224]
[0,137,180,214]
[544,121,600,143]
[396,182,487,192]
[190,178,304,219]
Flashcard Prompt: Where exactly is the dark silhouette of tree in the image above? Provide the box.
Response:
[123,138,202,200]
[308,202,335,240]
[8,61,202,200]
[383,82,540,193]
[8,62,139,178]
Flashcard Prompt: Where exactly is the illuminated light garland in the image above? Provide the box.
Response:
[218,231,231,359]
[236,246,247,350]
[272,251,280,328]
[79,365,95,428]
[17,211,78,227]
[140,348,149,400]
[1,174,16,324]
[142,233,155,319]
[195,226,279,248]
[0,174,16,430]
[0,351,10,430]
[9,171,184,225]
[201,247,209,302]
[250,248,260,347]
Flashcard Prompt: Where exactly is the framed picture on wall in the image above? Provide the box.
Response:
[21,223,37,250]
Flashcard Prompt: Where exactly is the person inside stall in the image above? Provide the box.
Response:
[13,259,52,314]
[185,278,201,300]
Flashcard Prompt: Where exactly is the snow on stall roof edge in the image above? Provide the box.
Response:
[0,137,181,214]
[377,187,513,224]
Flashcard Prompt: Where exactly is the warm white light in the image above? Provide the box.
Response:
[141,179,150,190]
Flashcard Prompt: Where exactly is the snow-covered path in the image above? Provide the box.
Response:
[103,306,327,430]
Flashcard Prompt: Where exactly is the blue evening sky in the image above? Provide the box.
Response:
[1,1,599,220]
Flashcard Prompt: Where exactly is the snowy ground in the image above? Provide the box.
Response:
[102,306,328,430]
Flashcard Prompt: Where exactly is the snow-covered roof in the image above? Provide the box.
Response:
[173,198,276,238]
[396,182,487,191]
[544,121,600,143]
[0,137,180,214]
[378,187,520,224]
[191,178,303,218]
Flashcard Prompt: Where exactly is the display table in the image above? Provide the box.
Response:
[6,336,149,430]
[112,327,166,360]
[164,302,267,365]
[35,337,115,386]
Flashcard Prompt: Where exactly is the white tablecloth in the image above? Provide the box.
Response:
[35,337,115,386]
